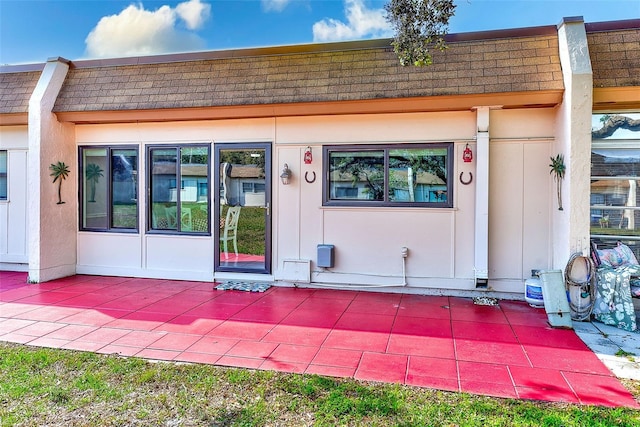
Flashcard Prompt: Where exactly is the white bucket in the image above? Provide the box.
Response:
[525,270,544,307]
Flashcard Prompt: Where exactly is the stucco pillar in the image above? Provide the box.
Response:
[28,57,76,283]
[554,17,593,267]
[474,106,490,286]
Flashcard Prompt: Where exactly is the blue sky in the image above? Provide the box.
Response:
[1,0,638,65]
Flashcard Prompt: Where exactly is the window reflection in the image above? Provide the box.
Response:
[591,112,640,259]
[325,144,452,207]
[389,148,448,203]
[329,151,384,201]
[149,145,209,233]
[80,146,138,231]
[0,150,7,200]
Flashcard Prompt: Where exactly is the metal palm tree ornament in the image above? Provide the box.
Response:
[549,154,566,211]
[50,161,70,204]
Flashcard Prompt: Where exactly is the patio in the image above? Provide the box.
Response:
[0,270,637,408]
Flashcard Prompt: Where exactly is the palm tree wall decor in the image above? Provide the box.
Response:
[549,154,566,211]
[85,163,104,202]
[50,161,70,205]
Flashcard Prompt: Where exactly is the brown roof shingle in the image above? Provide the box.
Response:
[588,27,640,88]
[0,71,41,114]
[52,32,563,114]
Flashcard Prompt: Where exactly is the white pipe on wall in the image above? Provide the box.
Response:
[474,107,490,286]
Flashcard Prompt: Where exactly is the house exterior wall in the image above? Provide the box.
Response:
[0,126,29,269]
[75,118,274,281]
[73,108,555,295]
[488,108,556,289]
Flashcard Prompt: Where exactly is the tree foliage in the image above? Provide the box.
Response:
[385,0,456,66]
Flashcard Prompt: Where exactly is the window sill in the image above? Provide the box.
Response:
[319,205,458,212]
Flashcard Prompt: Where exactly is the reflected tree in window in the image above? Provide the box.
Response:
[592,114,640,139]
[389,148,447,202]
[85,163,104,203]
[325,144,452,206]
[330,151,384,201]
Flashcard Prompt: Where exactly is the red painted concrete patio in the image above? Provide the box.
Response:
[0,271,637,408]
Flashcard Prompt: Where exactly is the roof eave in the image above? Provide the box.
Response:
[0,113,29,126]
[593,86,640,111]
[54,90,564,124]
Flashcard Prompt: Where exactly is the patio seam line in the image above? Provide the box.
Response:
[505,365,519,397]
[559,371,583,404]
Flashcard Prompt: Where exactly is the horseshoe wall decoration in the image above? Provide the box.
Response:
[304,171,316,183]
[459,171,473,185]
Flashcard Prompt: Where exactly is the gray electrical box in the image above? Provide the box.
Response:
[317,244,335,268]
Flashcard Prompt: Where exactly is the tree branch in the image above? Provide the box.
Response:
[592,115,640,138]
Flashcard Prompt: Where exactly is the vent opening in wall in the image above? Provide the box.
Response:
[279,259,311,283]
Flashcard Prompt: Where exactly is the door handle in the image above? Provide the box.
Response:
[261,202,270,216]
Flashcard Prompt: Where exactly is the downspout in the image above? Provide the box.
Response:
[474,107,490,287]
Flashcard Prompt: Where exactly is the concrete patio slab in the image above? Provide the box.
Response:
[1,270,638,408]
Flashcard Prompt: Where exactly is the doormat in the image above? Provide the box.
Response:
[473,296,499,306]
[215,281,272,292]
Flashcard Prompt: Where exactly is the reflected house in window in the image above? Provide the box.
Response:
[151,162,208,203]
[590,113,640,258]
[330,169,446,203]
[389,169,447,203]
[325,144,452,207]
[220,164,265,207]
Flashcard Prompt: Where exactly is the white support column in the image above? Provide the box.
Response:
[554,17,593,266]
[28,57,76,283]
[474,107,490,286]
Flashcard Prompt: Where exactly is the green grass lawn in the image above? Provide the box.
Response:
[221,205,266,256]
[1,342,638,427]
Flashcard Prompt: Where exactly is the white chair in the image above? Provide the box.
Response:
[165,206,192,231]
[220,206,241,259]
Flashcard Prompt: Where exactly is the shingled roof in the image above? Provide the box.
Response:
[48,25,564,122]
[0,68,43,124]
[587,26,640,88]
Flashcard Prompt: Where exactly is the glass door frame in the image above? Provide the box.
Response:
[214,142,272,274]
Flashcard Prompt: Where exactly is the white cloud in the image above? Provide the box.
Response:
[262,0,293,12]
[313,0,391,42]
[85,0,211,59]
[176,0,211,29]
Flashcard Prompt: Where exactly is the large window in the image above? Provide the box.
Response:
[0,150,6,200]
[79,146,138,231]
[323,144,453,207]
[591,113,640,259]
[148,145,210,234]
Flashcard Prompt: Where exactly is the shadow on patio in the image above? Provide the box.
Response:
[0,270,637,408]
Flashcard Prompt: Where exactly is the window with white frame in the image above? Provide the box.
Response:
[148,145,210,234]
[323,143,453,207]
[0,150,6,200]
[79,146,138,231]
[591,113,640,259]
